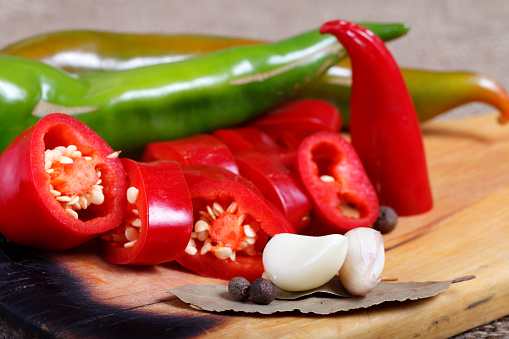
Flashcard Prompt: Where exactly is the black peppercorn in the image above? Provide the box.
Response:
[228,277,251,301]
[373,205,398,233]
[249,278,276,305]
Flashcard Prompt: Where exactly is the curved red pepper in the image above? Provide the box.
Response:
[141,134,239,174]
[235,151,311,232]
[251,99,342,150]
[177,165,295,282]
[297,131,379,234]
[0,113,127,250]
[320,20,433,216]
[99,159,193,265]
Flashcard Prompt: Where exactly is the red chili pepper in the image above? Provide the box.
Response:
[297,131,379,234]
[320,20,433,216]
[141,134,239,174]
[213,127,296,168]
[99,159,193,265]
[181,164,260,194]
[250,99,342,150]
[0,113,127,250]
[177,165,295,282]
[177,248,266,283]
[235,151,311,232]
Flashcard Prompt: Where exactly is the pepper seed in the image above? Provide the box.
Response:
[185,239,198,255]
[127,186,139,205]
[320,175,336,183]
[106,151,121,159]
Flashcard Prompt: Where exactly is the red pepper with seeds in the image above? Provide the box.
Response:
[320,20,433,216]
[297,131,379,234]
[177,164,295,282]
[100,159,193,265]
[141,134,239,174]
[0,113,127,250]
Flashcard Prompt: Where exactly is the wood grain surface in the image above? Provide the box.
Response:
[1,112,509,338]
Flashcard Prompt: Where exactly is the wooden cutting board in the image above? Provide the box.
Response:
[1,112,509,338]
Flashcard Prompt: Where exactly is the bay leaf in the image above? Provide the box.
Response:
[166,275,475,315]
[275,275,352,300]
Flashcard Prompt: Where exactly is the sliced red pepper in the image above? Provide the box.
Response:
[141,134,239,174]
[176,249,265,283]
[0,113,127,250]
[177,165,295,282]
[320,20,433,216]
[297,131,379,234]
[213,127,296,168]
[235,151,311,232]
[99,159,193,265]
[251,99,342,150]
[181,164,261,194]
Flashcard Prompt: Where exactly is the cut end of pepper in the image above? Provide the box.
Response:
[188,199,262,261]
[0,113,128,250]
[498,111,509,124]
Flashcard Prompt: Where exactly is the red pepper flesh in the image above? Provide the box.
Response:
[251,99,342,150]
[320,20,433,216]
[0,113,127,250]
[235,151,312,232]
[141,134,239,174]
[100,159,193,265]
[213,127,296,169]
[297,131,379,234]
[176,248,265,283]
[181,164,261,195]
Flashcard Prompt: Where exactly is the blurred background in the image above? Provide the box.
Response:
[0,0,508,120]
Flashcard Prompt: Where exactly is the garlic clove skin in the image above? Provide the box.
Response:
[262,233,348,291]
[339,227,385,296]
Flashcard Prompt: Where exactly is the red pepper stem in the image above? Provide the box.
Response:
[320,20,433,216]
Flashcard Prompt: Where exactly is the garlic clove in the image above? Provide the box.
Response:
[339,227,385,296]
[262,233,348,291]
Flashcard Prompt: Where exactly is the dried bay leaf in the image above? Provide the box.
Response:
[275,275,352,300]
[166,275,475,315]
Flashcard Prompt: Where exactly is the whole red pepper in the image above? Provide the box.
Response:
[177,164,295,282]
[99,159,193,265]
[320,20,433,216]
[141,134,239,174]
[297,131,379,234]
[0,113,127,250]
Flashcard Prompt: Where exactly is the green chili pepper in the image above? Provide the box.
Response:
[0,23,408,74]
[0,23,409,154]
[3,24,508,127]
[0,23,410,154]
